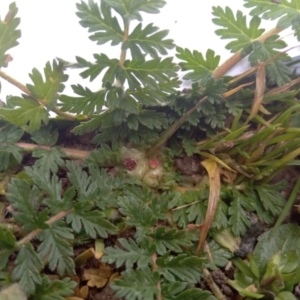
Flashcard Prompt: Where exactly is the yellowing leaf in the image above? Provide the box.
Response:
[197,159,221,254]
[248,62,266,121]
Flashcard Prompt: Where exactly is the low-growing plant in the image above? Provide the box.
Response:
[0,1,300,299]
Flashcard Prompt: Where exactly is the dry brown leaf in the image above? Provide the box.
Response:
[222,81,254,98]
[197,159,221,254]
[83,269,108,288]
[248,62,266,121]
[82,263,112,288]
[79,285,89,299]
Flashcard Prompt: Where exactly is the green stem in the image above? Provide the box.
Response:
[146,96,208,157]
[0,70,81,121]
[272,177,300,233]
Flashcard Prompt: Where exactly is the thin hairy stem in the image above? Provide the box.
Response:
[16,142,89,160]
[213,27,284,79]
[0,70,81,121]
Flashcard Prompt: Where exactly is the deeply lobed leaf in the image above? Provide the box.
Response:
[11,244,43,296]
[76,0,123,45]
[212,6,264,53]
[103,0,166,21]
[37,221,75,276]
[0,2,21,68]
[244,0,300,39]
[27,60,68,109]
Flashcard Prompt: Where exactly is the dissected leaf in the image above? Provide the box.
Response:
[6,179,46,231]
[229,190,251,236]
[30,125,58,146]
[24,167,66,211]
[111,267,160,300]
[244,0,300,39]
[38,221,75,276]
[0,3,21,68]
[249,36,291,86]
[118,196,157,227]
[66,208,117,238]
[0,96,49,132]
[32,146,66,173]
[76,0,123,45]
[120,57,179,91]
[102,238,153,268]
[0,226,16,250]
[27,60,68,109]
[254,184,285,216]
[150,226,193,255]
[102,0,166,21]
[0,123,23,171]
[176,47,220,82]
[75,54,119,83]
[156,253,204,283]
[32,276,76,300]
[11,243,43,296]
[212,6,264,53]
[125,23,175,59]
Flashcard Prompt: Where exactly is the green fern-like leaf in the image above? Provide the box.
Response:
[229,190,251,236]
[32,276,76,300]
[0,2,21,68]
[111,267,160,300]
[75,54,119,83]
[30,124,58,146]
[103,0,166,21]
[176,47,220,82]
[125,23,175,59]
[59,84,106,115]
[66,207,117,238]
[156,253,205,283]
[162,282,217,300]
[86,143,122,166]
[27,60,68,109]
[0,96,49,132]
[76,0,123,45]
[37,221,75,276]
[120,57,179,91]
[0,122,23,171]
[11,243,43,296]
[244,0,300,39]
[102,238,154,268]
[212,6,264,53]
[6,179,47,231]
[0,226,16,250]
[150,227,193,255]
[24,167,67,211]
[249,36,291,85]
[32,147,66,173]
[254,184,285,216]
